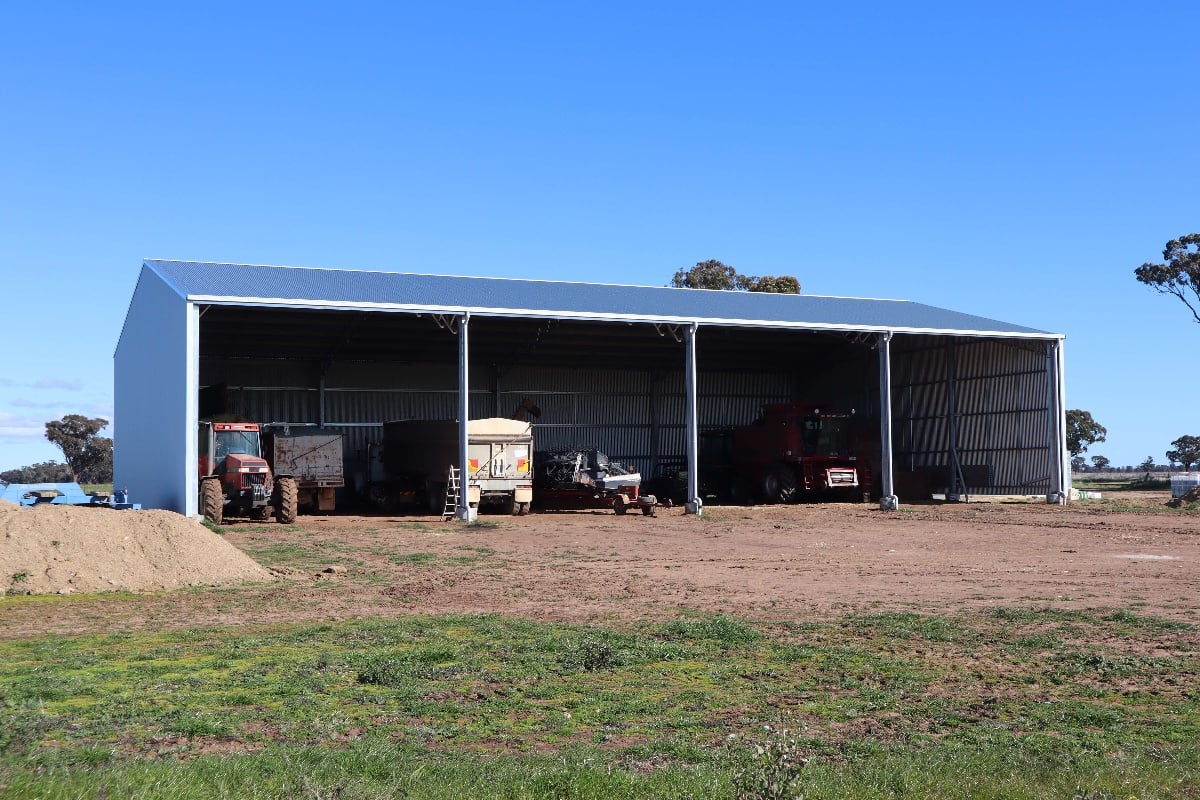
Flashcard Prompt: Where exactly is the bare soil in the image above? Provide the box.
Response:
[2,492,1198,639]
[0,500,270,597]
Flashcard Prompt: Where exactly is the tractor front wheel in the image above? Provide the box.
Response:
[201,479,224,526]
[761,467,798,504]
[275,477,298,524]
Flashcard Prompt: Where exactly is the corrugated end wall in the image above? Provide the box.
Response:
[892,335,1054,495]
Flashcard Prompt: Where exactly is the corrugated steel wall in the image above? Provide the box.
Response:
[496,366,797,474]
[498,365,650,472]
[646,371,798,471]
[892,336,1052,493]
[200,359,799,481]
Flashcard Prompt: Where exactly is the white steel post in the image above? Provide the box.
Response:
[684,323,701,515]
[878,332,899,510]
[185,302,201,518]
[1046,340,1069,504]
[457,313,476,521]
[1056,340,1070,503]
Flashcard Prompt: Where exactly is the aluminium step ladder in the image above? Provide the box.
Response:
[441,466,460,521]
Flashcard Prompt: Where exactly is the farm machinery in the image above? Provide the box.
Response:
[533,449,661,515]
[703,403,868,504]
[262,426,345,513]
[376,417,535,516]
[0,482,140,509]
[198,421,298,525]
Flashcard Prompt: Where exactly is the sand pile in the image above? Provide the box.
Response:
[0,499,272,595]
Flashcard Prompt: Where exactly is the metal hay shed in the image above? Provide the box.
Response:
[114,259,1068,517]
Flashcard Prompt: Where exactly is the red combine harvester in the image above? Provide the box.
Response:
[198,421,298,525]
[706,403,867,504]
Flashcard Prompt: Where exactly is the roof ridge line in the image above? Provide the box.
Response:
[141,259,910,302]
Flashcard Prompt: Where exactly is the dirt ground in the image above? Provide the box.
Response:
[2,492,1198,638]
[0,501,271,596]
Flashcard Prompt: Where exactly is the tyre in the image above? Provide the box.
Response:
[518,502,530,516]
[275,477,298,524]
[201,479,224,525]
[761,467,798,504]
[613,495,627,515]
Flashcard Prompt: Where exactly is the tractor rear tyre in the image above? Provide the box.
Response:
[201,479,224,526]
[275,477,298,524]
[761,467,798,504]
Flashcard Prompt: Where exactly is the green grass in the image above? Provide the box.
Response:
[1073,476,1171,492]
[0,610,1196,798]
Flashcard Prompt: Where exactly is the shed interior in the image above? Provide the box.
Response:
[197,304,1058,505]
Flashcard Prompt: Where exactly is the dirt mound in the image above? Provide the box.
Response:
[0,501,272,595]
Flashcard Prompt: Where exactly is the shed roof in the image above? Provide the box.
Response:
[144,259,1054,338]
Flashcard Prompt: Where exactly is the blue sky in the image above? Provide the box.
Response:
[1,1,1197,472]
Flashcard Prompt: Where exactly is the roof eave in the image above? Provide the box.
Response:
[185,294,1059,340]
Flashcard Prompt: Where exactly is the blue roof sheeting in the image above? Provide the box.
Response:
[144,259,1054,338]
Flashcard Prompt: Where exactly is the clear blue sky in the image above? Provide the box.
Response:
[1,2,1197,473]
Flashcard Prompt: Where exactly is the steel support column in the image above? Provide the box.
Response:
[318,374,326,427]
[946,341,967,502]
[878,332,899,510]
[1046,340,1069,505]
[457,313,475,521]
[185,302,201,518]
[684,322,701,515]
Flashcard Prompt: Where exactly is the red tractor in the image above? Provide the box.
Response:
[708,403,867,504]
[198,421,298,525]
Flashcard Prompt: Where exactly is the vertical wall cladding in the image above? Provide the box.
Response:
[499,365,797,475]
[197,360,483,488]
[644,370,796,469]
[115,268,192,513]
[198,359,320,426]
[231,389,318,425]
[893,336,1052,493]
[324,363,495,477]
[501,366,654,472]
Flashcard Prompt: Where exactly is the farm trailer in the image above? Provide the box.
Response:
[378,418,534,515]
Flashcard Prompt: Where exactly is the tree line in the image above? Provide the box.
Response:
[0,415,112,485]
[1069,232,1200,473]
[1067,408,1200,472]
